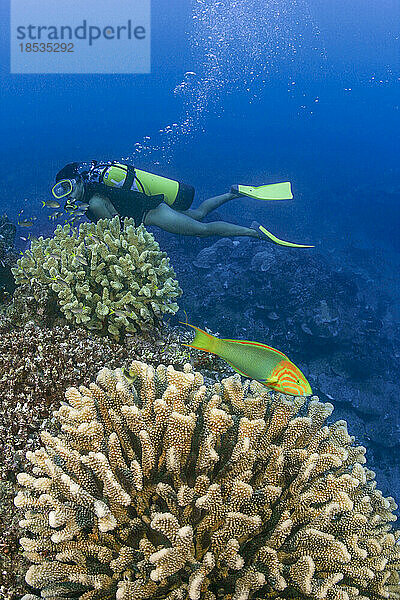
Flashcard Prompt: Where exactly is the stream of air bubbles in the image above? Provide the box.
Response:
[121,0,324,166]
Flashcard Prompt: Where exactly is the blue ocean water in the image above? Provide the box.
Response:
[0,0,399,495]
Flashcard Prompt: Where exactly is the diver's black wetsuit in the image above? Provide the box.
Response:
[82,182,164,224]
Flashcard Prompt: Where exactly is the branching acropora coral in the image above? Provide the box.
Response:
[12,216,181,339]
[15,363,400,600]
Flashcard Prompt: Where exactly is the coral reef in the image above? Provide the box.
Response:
[0,319,131,480]
[0,320,132,599]
[12,216,181,339]
[6,280,61,327]
[15,361,400,600]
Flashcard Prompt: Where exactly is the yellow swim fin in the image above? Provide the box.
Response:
[258,224,314,248]
[232,182,293,201]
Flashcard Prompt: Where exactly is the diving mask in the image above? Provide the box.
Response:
[51,178,77,200]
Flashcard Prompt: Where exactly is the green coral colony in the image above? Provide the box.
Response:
[14,362,400,600]
[12,217,181,340]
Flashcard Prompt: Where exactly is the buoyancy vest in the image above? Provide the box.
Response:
[87,161,194,210]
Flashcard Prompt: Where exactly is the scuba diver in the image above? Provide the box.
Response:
[51,161,313,248]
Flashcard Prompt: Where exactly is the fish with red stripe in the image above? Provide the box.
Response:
[181,322,312,397]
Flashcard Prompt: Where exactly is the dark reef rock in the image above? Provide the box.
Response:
[193,237,237,268]
[169,236,397,385]
[0,214,17,296]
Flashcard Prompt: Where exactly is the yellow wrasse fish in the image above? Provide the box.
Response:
[182,323,312,396]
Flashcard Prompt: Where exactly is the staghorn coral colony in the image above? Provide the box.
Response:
[12,216,181,339]
[15,362,400,600]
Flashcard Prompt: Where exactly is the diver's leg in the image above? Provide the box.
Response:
[145,203,260,238]
[183,192,239,221]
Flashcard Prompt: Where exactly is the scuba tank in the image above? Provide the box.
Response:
[89,162,194,210]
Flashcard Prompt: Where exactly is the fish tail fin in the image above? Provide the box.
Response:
[41,201,45,207]
[179,322,217,354]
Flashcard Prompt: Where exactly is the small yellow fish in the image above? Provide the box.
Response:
[70,306,88,314]
[87,233,103,245]
[46,252,61,260]
[50,276,69,288]
[42,200,61,209]
[122,367,137,384]
[110,309,129,318]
